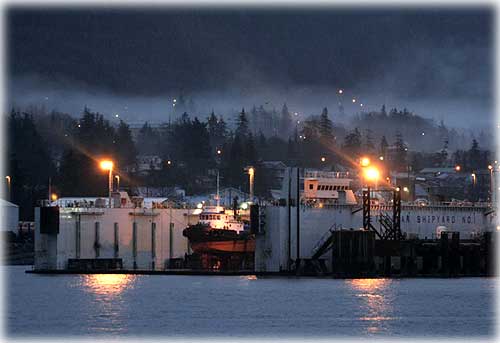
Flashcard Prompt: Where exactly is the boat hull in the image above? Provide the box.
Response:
[190,240,255,253]
[183,224,255,254]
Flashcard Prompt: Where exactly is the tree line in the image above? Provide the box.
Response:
[6,104,493,220]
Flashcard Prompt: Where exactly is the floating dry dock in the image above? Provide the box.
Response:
[32,168,498,276]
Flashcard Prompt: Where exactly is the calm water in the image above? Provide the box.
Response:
[5,266,496,338]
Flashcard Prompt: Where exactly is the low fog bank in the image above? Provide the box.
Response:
[8,75,494,132]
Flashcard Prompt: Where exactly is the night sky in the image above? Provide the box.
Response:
[7,6,494,127]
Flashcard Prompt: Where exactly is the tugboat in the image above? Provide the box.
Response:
[182,204,255,254]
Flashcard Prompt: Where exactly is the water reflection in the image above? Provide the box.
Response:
[82,274,136,296]
[347,278,395,334]
[79,274,136,334]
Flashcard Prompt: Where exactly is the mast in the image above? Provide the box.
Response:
[216,170,220,208]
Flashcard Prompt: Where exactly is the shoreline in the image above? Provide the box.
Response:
[25,268,495,278]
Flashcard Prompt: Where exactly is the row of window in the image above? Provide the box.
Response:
[309,184,348,191]
[200,214,222,220]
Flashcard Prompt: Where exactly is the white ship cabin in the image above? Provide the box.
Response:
[303,170,357,205]
[198,206,245,232]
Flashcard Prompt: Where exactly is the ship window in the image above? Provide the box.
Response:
[329,186,333,191]
[217,215,221,220]
[309,184,314,190]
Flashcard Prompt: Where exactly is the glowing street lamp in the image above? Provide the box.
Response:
[364,167,380,183]
[51,193,58,202]
[99,160,114,208]
[471,173,477,186]
[360,157,370,167]
[246,167,255,202]
[488,165,493,201]
[5,176,11,201]
[321,156,326,162]
[455,165,461,172]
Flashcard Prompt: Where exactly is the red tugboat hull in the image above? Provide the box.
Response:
[190,239,255,254]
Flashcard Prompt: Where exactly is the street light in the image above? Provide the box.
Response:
[5,176,11,201]
[321,157,326,162]
[99,160,114,208]
[488,165,493,201]
[360,157,370,167]
[115,175,120,191]
[455,165,461,172]
[471,173,476,186]
[246,167,255,202]
[364,167,380,183]
[51,193,58,202]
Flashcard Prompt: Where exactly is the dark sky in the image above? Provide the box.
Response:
[7,6,494,127]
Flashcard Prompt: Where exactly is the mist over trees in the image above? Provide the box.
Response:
[6,102,495,220]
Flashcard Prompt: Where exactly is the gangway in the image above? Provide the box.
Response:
[311,224,340,259]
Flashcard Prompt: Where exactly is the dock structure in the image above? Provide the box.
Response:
[254,167,497,276]
[31,168,497,276]
[34,195,200,271]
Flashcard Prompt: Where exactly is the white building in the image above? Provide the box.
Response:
[0,199,19,233]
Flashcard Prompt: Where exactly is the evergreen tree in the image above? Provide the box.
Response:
[114,120,137,170]
[318,107,334,142]
[342,128,362,157]
[137,122,161,155]
[235,108,249,138]
[278,103,292,139]
[393,132,408,169]
[207,111,227,151]
[7,110,55,219]
[58,107,115,197]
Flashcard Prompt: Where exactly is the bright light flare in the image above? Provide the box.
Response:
[364,167,380,182]
[360,157,370,167]
[99,160,113,171]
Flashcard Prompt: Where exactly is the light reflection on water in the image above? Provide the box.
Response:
[347,278,395,334]
[82,274,136,296]
[7,266,495,337]
[77,274,137,335]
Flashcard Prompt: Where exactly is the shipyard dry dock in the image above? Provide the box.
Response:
[32,169,498,276]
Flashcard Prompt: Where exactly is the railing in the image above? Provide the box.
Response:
[303,170,352,179]
[299,200,492,210]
